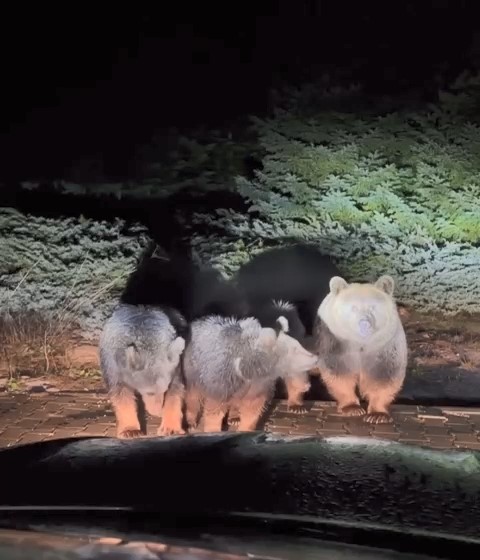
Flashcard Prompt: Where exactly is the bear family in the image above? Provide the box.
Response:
[100,243,408,435]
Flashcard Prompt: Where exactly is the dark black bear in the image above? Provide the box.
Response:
[120,242,248,324]
[233,244,342,336]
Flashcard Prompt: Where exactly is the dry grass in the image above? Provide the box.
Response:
[401,306,480,374]
[0,309,78,378]
[2,258,479,384]
[0,255,132,381]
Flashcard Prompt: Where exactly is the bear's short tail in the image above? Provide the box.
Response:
[124,344,146,371]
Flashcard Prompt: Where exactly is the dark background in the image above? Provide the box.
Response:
[0,1,478,184]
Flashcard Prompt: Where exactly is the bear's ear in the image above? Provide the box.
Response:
[329,276,348,295]
[375,275,395,295]
[275,315,289,335]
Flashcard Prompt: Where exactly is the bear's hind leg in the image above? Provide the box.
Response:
[235,394,269,431]
[202,398,228,433]
[285,370,311,414]
[110,385,143,438]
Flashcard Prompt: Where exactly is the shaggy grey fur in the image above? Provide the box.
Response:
[181,315,318,432]
[99,303,186,438]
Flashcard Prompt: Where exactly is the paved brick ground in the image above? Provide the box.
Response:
[1,392,480,450]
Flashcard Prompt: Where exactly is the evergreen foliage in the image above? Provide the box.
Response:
[191,73,480,314]
[0,208,149,338]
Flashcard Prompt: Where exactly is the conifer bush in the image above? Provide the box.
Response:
[0,208,149,339]
[191,73,480,314]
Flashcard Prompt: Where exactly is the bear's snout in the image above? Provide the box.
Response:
[298,349,319,370]
[358,317,375,337]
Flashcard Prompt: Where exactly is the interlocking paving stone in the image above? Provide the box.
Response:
[346,425,372,436]
[265,401,480,450]
[0,393,480,450]
[455,442,480,450]
[453,432,479,443]
[16,433,47,445]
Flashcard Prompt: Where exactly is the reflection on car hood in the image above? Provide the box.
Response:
[0,525,442,560]
[0,432,479,545]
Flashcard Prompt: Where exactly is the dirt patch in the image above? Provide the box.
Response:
[0,371,104,394]
[400,307,480,375]
[66,345,99,367]
[0,309,104,393]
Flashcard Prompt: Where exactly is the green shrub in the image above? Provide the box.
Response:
[191,73,480,314]
[0,208,149,339]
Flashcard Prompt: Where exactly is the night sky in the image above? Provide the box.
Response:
[0,1,478,182]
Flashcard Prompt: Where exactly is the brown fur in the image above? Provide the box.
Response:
[110,375,186,438]
[235,393,270,431]
[157,376,186,436]
[110,385,143,438]
[202,400,228,432]
[227,364,312,424]
[188,382,275,432]
[284,371,311,413]
[185,386,203,429]
[142,392,164,417]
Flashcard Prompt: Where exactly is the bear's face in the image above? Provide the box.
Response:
[318,275,399,346]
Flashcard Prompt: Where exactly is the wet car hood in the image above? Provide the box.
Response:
[0,432,479,558]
